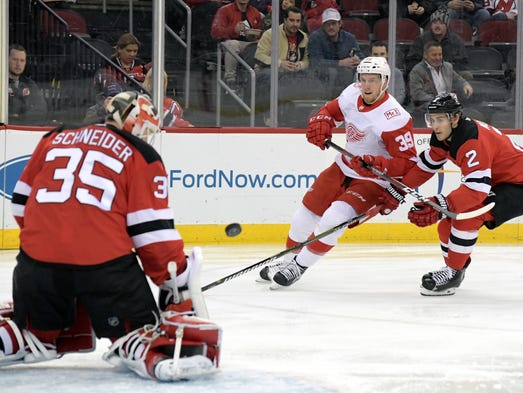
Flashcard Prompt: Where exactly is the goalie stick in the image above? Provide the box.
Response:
[201,204,382,292]
[325,140,495,220]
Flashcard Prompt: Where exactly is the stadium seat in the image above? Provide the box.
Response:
[449,19,473,46]
[478,19,517,56]
[340,0,380,18]
[373,18,420,46]
[465,46,504,79]
[341,18,370,45]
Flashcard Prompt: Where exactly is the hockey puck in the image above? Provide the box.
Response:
[225,223,242,237]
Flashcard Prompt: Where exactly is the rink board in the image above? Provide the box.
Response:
[1,125,522,247]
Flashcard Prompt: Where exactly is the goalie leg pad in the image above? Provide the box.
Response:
[55,302,96,354]
[0,319,58,366]
[103,311,222,381]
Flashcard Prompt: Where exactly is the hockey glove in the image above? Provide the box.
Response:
[306,112,334,150]
[408,194,448,227]
[378,185,406,215]
[347,155,388,178]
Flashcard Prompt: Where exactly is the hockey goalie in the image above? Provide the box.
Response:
[0,92,221,381]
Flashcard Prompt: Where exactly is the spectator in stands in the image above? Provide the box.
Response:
[308,8,364,97]
[82,82,122,125]
[254,6,316,118]
[211,0,264,91]
[399,0,439,27]
[442,0,491,32]
[300,0,338,32]
[255,6,309,71]
[370,41,406,105]
[143,69,194,127]
[263,0,296,31]
[409,41,473,125]
[93,33,150,93]
[250,0,271,14]
[8,44,48,125]
[405,7,469,74]
[485,0,517,20]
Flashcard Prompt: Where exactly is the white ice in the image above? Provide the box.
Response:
[1,243,523,393]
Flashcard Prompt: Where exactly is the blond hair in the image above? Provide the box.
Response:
[143,68,168,94]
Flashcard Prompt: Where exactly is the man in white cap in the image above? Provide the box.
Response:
[308,8,365,96]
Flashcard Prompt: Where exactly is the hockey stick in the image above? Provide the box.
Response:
[325,140,495,220]
[201,204,381,292]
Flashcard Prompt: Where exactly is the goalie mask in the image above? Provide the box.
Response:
[106,91,160,144]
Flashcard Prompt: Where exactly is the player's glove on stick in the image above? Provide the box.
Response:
[347,155,388,178]
[408,194,448,227]
[378,185,406,215]
[306,112,334,150]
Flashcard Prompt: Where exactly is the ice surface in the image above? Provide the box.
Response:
[1,244,523,393]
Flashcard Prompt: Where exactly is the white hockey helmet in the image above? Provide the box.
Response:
[106,91,160,144]
[357,56,390,90]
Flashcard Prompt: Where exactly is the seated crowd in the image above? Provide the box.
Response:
[7,0,518,128]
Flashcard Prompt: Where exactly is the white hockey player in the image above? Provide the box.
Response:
[0,92,221,380]
[258,57,417,288]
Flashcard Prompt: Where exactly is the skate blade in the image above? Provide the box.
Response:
[269,281,287,290]
[420,285,456,296]
[255,277,271,284]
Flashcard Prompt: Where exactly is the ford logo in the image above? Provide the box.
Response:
[0,155,31,200]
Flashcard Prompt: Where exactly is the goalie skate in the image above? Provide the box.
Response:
[420,264,467,296]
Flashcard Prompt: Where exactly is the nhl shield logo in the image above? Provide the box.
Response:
[107,316,120,327]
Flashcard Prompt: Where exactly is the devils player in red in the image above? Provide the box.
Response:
[0,92,220,380]
[378,93,523,295]
[257,57,417,288]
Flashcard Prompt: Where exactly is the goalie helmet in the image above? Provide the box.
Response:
[106,91,160,143]
[427,93,462,116]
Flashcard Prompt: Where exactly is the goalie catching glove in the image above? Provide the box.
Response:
[347,155,389,178]
[306,108,335,150]
[408,194,449,227]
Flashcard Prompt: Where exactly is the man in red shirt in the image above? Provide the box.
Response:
[211,0,263,89]
[1,92,220,380]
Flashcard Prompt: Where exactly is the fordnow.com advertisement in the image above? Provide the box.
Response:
[0,127,522,246]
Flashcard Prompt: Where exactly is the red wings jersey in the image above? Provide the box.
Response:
[403,118,523,213]
[11,125,186,285]
[327,83,417,185]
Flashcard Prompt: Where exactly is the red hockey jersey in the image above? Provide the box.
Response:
[11,124,186,285]
[402,118,523,213]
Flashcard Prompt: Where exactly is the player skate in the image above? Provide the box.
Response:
[420,264,467,296]
[269,256,308,289]
[257,253,295,283]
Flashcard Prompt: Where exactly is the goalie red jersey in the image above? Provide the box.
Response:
[11,124,185,285]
